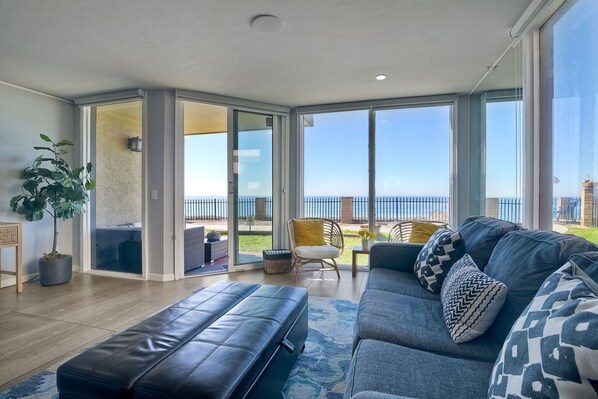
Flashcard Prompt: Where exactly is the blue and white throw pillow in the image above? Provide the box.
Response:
[414,227,464,293]
[441,254,507,343]
[488,262,598,398]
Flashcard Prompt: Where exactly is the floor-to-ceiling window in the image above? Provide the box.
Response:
[302,110,369,269]
[541,0,598,244]
[375,106,451,223]
[485,99,523,224]
[300,102,453,268]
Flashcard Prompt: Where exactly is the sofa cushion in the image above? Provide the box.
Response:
[458,216,520,270]
[345,339,494,399]
[353,289,502,362]
[441,254,507,343]
[488,261,598,398]
[484,230,598,342]
[366,268,440,300]
[414,227,464,293]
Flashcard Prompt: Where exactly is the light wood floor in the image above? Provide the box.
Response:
[0,267,368,390]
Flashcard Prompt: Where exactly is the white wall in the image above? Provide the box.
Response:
[0,83,77,282]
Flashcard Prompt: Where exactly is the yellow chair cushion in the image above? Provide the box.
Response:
[408,222,441,243]
[293,220,326,246]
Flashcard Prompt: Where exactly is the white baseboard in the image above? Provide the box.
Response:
[0,272,37,288]
[82,269,144,280]
[147,273,175,282]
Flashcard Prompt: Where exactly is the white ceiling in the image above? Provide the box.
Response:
[0,0,531,107]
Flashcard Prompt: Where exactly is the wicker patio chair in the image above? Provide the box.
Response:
[287,218,344,280]
[388,220,448,243]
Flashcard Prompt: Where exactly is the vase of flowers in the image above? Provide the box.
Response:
[358,230,376,250]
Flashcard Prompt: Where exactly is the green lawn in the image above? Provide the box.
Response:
[236,230,379,267]
[565,227,598,245]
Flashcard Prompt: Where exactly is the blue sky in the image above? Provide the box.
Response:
[186,104,525,198]
[486,101,522,198]
[185,130,273,197]
[551,0,598,198]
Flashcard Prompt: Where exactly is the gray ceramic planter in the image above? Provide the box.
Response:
[39,255,72,286]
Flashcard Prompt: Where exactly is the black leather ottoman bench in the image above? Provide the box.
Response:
[56,281,308,399]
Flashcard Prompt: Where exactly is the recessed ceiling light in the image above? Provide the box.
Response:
[250,15,285,34]
[375,74,387,81]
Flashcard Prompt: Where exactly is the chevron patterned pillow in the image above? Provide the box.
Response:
[440,254,507,343]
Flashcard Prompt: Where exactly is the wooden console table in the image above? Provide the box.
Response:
[0,222,23,293]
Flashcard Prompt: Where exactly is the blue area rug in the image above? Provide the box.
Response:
[0,296,357,399]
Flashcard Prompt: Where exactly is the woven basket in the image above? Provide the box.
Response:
[263,249,292,274]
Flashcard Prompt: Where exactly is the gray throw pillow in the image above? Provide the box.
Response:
[441,254,507,343]
[488,261,598,398]
[414,227,464,293]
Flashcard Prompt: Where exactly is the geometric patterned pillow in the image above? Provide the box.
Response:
[488,261,598,398]
[414,227,464,293]
[441,254,507,343]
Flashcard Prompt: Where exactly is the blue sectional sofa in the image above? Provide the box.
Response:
[345,216,598,399]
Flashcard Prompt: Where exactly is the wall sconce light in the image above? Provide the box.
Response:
[128,136,142,152]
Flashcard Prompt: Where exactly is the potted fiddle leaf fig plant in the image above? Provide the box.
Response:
[9,134,95,286]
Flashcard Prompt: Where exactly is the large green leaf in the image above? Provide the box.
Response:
[33,146,56,153]
[85,180,96,190]
[39,134,52,143]
[22,179,39,195]
[55,140,74,147]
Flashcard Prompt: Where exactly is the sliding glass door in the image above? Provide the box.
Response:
[233,111,273,266]
[183,102,229,275]
[181,102,277,275]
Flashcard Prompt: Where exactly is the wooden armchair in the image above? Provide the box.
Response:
[287,218,344,280]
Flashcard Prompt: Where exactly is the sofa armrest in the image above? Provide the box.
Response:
[351,391,416,399]
[369,242,423,273]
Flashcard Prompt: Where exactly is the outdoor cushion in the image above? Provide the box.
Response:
[366,268,440,301]
[441,254,507,343]
[345,339,494,399]
[484,229,598,343]
[488,261,598,398]
[295,245,339,259]
[293,219,325,246]
[408,221,442,243]
[414,227,464,293]
[353,289,502,362]
[458,216,520,270]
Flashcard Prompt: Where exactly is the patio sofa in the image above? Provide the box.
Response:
[345,216,598,399]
